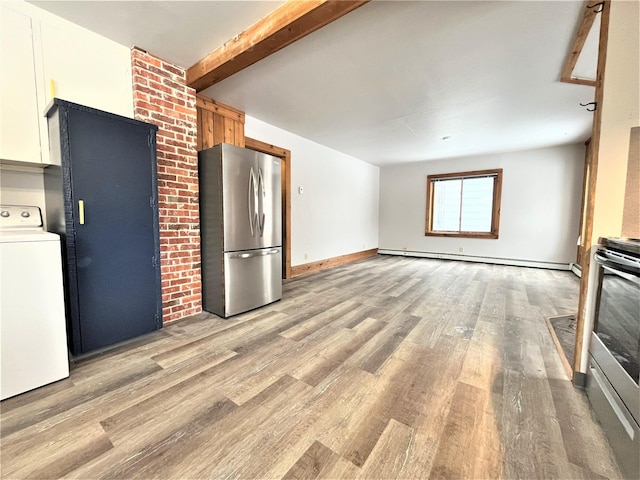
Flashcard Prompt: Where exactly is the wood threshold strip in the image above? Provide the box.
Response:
[290,249,378,277]
[545,315,574,379]
[186,0,370,92]
[560,1,599,86]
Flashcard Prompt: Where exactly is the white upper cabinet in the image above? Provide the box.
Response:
[38,22,134,122]
[0,2,134,166]
[0,5,42,164]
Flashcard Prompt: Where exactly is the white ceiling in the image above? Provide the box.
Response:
[29,0,596,166]
[29,1,286,68]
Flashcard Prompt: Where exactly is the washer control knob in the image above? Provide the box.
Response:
[20,211,31,218]
[1,211,9,218]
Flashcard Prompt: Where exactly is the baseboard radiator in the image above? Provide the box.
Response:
[378,249,572,271]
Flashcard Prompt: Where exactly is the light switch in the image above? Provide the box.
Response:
[298,186,304,195]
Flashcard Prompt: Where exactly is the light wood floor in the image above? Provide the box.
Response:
[1,255,622,479]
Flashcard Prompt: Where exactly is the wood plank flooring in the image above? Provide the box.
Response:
[0,255,622,479]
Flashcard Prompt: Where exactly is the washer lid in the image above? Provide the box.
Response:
[0,230,59,243]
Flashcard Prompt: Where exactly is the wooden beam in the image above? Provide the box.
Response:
[564,77,597,87]
[561,1,599,85]
[572,0,610,379]
[187,0,370,92]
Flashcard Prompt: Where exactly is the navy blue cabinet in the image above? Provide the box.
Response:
[44,99,162,355]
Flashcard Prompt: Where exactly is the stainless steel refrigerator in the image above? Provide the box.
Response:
[198,143,282,317]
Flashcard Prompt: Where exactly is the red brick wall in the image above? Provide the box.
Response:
[130,47,201,323]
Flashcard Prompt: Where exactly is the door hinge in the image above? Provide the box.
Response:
[150,196,156,208]
[152,256,158,267]
[148,133,155,147]
[155,313,161,328]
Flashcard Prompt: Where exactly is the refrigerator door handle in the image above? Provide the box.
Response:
[230,252,255,259]
[257,168,266,237]
[229,248,280,259]
[248,167,258,237]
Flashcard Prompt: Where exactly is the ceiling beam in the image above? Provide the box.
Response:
[186,0,370,92]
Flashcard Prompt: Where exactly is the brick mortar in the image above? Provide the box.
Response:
[131,48,201,324]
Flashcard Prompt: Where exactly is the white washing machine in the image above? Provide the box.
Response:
[0,205,69,400]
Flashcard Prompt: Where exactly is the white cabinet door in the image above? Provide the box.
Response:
[39,22,134,121]
[0,6,42,163]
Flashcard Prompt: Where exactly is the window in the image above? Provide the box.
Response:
[425,168,502,238]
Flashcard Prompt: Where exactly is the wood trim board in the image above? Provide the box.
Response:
[563,77,597,87]
[245,136,292,280]
[196,95,245,122]
[576,138,592,265]
[290,249,378,277]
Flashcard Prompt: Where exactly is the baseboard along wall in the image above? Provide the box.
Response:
[290,249,378,277]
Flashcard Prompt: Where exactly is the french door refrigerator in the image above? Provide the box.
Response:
[199,143,282,317]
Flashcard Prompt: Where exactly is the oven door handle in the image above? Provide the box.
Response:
[595,249,640,269]
[594,251,611,266]
[595,252,640,284]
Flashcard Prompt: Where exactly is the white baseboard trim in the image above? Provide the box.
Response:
[570,263,582,277]
[378,249,572,271]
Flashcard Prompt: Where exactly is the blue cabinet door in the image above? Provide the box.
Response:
[47,100,161,354]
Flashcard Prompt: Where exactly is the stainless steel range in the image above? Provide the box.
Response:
[586,237,639,479]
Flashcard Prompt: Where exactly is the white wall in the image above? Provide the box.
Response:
[0,168,45,212]
[245,115,380,266]
[379,143,585,267]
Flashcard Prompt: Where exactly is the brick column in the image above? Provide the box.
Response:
[130,47,201,323]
